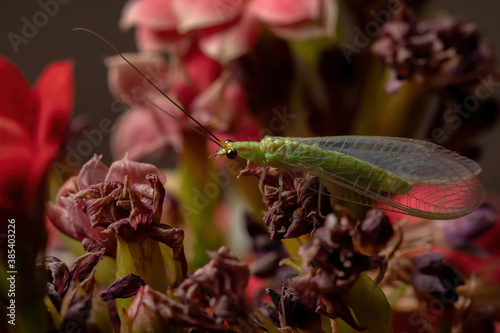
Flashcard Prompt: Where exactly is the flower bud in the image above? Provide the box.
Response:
[355,209,394,254]
[412,252,464,303]
[101,273,145,301]
[443,203,497,249]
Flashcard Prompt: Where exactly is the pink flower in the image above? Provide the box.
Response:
[120,0,195,55]
[120,0,338,63]
[106,49,259,160]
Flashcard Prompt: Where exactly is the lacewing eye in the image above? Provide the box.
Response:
[226,149,238,159]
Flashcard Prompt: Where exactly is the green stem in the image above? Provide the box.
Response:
[178,132,223,267]
[353,65,430,137]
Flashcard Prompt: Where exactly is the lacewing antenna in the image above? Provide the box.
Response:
[73,27,222,148]
[131,89,223,146]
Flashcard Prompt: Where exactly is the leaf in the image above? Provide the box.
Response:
[386,283,408,306]
[281,233,311,259]
[253,307,280,333]
[278,258,303,273]
[115,235,139,319]
[341,273,392,333]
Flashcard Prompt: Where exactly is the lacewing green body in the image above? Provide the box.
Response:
[216,136,484,219]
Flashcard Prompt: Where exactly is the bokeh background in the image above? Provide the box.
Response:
[1,0,500,191]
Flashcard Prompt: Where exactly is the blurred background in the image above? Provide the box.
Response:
[1,0,500,192]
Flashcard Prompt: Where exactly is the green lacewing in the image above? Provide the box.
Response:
[215,136,484,219]
[75,28,485,220]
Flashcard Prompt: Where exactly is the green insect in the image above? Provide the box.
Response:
[76,28,485,220]
[215,136,484,219]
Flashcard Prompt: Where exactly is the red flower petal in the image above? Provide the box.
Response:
[33,60,74,151]
[105,53,169,104]
[261,0,338,40]
[121,0,178,30]
[0,118,32,210]
[0,116,31,150]
[184,49,222,93]
[172,0,243,33]
[135,26,195,54]
[0,56,37,132]
[28,60,73,204]
[0,58,73,212]
[249,0,321,25]
[110,105,183,161]
[158,48,222,108]
[199,10,260,63]
[190,71,244,132]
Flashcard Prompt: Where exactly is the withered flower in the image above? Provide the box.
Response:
[291,214,386,328]
[46,155,164,253]
[442,203,497,251]
[123,247,253,332]
[412,252,464,303]
[46,155,187,278]
[354,209,394,255]
[70,250,106,281]
[267,286,321,330]
[124,285,232,332]
[44,256,70,297]
[41,249,105,330]
[174,247,250,325]
[43,250,105,302]
[299,214,386,289]
[101,273,146,301]
[245,214,298,282]
[239,166,331,240]
[372,7,495,93]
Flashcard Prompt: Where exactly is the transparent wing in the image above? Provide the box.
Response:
[271,136,484,219]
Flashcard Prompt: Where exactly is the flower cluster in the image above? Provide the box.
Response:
[289,213,388,329]
[120,0,338,62]
[118,247,252,331]
[371,6,495,93]
[239,166,332,240]
[106,49,259,160]
[42,250,105,331]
